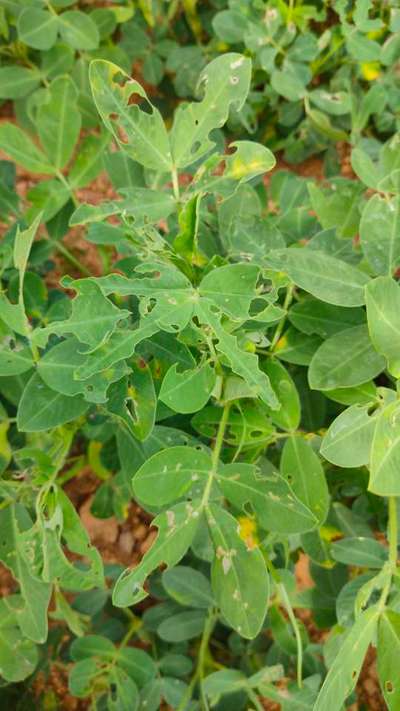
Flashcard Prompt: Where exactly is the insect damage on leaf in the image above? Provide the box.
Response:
[0,7,399,710]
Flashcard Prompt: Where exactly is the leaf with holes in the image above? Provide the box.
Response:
[133,446,211,507]
[113,501,202,607]
[280,436,329,526]
[206,504,269,639]
[159,362,216,414]
[378,610,400,710]
[217,462,317,534]
[314,606,380,711]
[90,60,171,171]
[170,53,251,169]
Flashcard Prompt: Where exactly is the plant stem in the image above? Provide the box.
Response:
[388,496,398,570]
[171,166,181,202]
[270,285,294,350]
[201,401,231,508]
[265,557,303,687]
[176,608,217,711]
[247,687,265,711]
[278,582,303,688]
[56,170,79,207]
[286,0,295,26]
[379,496,398,610]
[50,239,92,277]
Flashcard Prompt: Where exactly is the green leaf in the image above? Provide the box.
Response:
[351,147,380,190]
[72,329,147,381]
[366,276,400,377]
[313,606,380,711]
[0,66,41,99]
[70,634,115,660]
[35,488,104,591]
[162,566,214,608]
[157,610,206,642]
[261,359,300,431]
[196,300,279,410]
[199,264,259,320]
[0,346,34,376]
[37,337,129,403]
[280,437,329,526]
[90,60,171,171]
[207,504,269,639]
[27,179,70,222]
[17,8,58,50]
[189,141,275,198]
[13,213,42,282]
[68,657,101,697]
[59,10,99,50]
[17,373,89,432]
[133,446,211,506]
[321,404,377,468]
[330,537,387,568]
[125,358,156,441]
[378,610,400,710]
[159,362,216,414]
[116,187,175,226]
[51,590,88,637]
[108,668,139,710]
[69,132,110,189]
[33,279,131,351]
[0,123,55,174]
[360,195,400,276]
[0,600,38,681]
[170,53,251,168]
[267,249,370,307]
[117,647,156,687]
[217,463,318,534]
[192,404,274,449]
[324,173,362,221]
[288,298,365,338]
[113,501,201,607]
[36,76,81,170]
[274,327,322,366]
[0,294,28,337]
[369,400,400,496]
[0,505,51,643]
[308,325,384,390]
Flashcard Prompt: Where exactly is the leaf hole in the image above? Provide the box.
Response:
[191,140,201,155]
[386,681,394,693]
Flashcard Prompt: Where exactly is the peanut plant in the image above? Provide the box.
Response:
[0,49,400,711]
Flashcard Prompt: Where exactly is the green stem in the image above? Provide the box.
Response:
[379,497,398,610]
[171,166,181,202]
[278,582,303,688]
[311,37,345,74]
[50,239,92,277]
[270,285,294,350]
[201,402,231,508]
[56,170,79,207]
[388,496,398,570]
[247,688,265,711]
[286,0,295,26]
[176,609,217,711]
[265,558,303,687]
